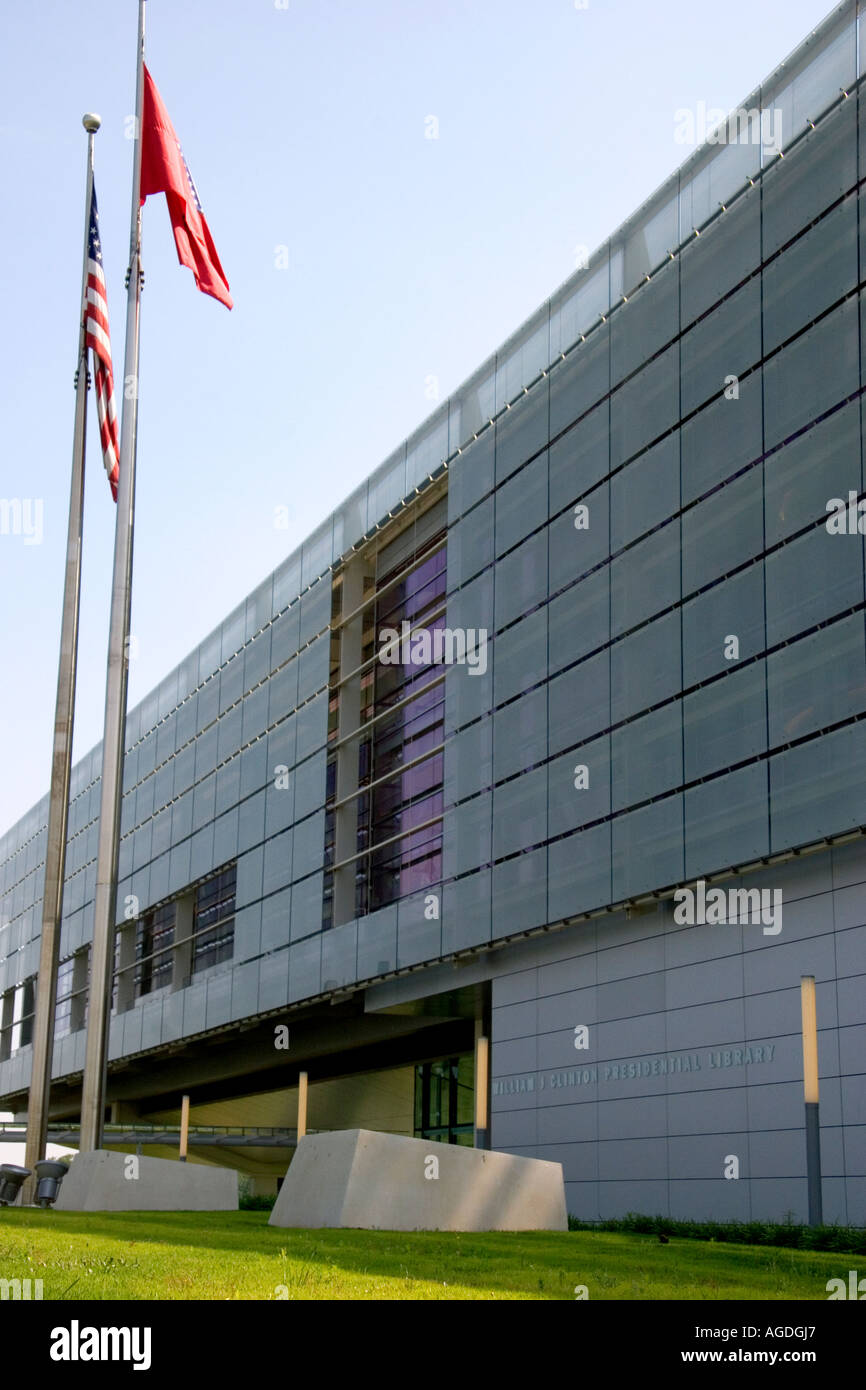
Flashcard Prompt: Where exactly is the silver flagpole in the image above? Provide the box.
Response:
[21,114,102,1201]
[80,0,146,1153]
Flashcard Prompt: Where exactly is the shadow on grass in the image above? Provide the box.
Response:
[0,1209,843,1301]
[0,1209,576,1299]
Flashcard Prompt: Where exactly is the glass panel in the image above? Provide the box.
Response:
[548,566,609,677]
[611,702,682,812]
[763,291,859,449]
[549,482,608,596]
[443,794,492,877]
[679,141,760,243]
[263,829,293,896]
[548,735,610,838]
[612,794,683,900]
[292,811,325,880]
[220,606,245,664]
[494,608,547,706]
[682,563,765,687]
[611,258,678,385]
[196,679,219,731]
[295,691,328,757]
[681,278,761,416]
[447,428,494,523]
[273,554,302,614]
[681,184,760,327]
[268,658,299,725]
[763,197,857,354]
[611,433,679,551]
[234,839,262,906]
[610,610,681,724]
[447,565,493,637]
[610,518,680,637]
[240,685,269,745]
[406,412,449,491]
[548,649,609,754]
[444,647,492,730]
[683,661,767,779]
[193,772,216,831]
[548,822,611,920]
[455,368,496,440]
[764,400,860,546]
[492,769,547,859]
[621,193,677,291]
[495,317,549,411]
[261,886,292,953]
[491,846,547,934]
[333,482,367,561]
[270,603,301,667]
[549,400,609,515]
[219,659,244,714]
[299,579,331,646]
[214,757,241,818]
[493,688,547,781]
[610,345,678,468]
[366,448,407,530]
[444,717,493,804]
[770,721,866,852]
[290,871,324,945]
[767,614,866,746]
[449,496,493,590]
[298,634,329,703]
[681,369,762,505]
[322,918,359,986]
[494,378,549,484]
[768,25,857,158]
[245,578,273,640]
[682,467,763,598]
[550,261,611,358]
[301,523,334,590]
[685,763,769,878]
[494,531,548,631]
[216,706,243,764]
[356,904,397,978]
[292,752,326,822]
[495,451,547,557]
[549,324,610,438]
[237,787,266,852]
[765,522,863,646]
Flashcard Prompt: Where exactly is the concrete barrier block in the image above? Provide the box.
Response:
[269,1128,567,1231]
[54,1149,238,1212]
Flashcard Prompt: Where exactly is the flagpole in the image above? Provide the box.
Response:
[80,0,146,1154]
[21,114,101,1199]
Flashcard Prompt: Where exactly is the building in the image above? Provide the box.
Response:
[1,0,865,1221]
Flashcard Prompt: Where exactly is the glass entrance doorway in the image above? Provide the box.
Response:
[414,1054,474,1146]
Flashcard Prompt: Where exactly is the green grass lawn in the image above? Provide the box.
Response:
[0,1209,850,1300]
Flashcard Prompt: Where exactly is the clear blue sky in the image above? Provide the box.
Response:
[0,0,836,839]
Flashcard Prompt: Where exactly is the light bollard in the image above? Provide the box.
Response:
[801,975,823,1227]
[0,1165,32,1206]
[33,1159,69,1209]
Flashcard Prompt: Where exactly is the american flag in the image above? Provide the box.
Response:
[84,185,120,500]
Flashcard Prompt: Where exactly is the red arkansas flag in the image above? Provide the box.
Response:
[140,64,232,309]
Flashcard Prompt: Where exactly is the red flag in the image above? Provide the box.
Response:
[139,64,232,309]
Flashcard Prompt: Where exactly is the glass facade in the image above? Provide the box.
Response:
[191,866,236,974]
[324,515,446,928]
[1,1,865,1093]
[133,903,175,999]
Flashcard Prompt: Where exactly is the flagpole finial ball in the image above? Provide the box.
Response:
[82,113,101,133]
